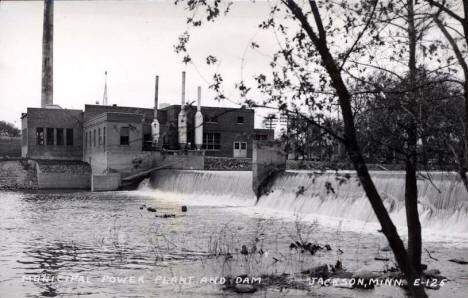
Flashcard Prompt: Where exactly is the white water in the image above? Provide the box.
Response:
[139,170,468,244]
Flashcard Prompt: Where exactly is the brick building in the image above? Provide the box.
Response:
[21,107,83,160]
[21,103,273,161]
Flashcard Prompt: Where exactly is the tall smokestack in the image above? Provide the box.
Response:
[151,75,160,147]
[41,0,54,108]
[197,86,201,111]
[195,86,203,150]
[178,71,187,148]
[181,71,186,105]
[102,71,108,105]
[154,75,159,117]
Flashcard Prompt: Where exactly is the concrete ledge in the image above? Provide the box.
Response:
[92,173,121,192]
[37,172,90,189]
[252,140,286,198]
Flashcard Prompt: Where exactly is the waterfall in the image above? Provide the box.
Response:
[138,169,468,240]
[138,170,256,206]
[257,171,468,240]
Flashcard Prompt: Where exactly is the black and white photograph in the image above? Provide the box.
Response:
[0,0,467,297]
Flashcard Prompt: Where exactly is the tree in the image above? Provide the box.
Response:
[425,0,468,193]
[355,70,464,168]
[0,121,20,137]
[175,1,428,296]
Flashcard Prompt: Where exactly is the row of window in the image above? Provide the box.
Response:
[85,127,107,149]
[36,128,74,146]
[85,126,130,149]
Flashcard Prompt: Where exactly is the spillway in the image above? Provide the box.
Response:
[141,169,468,240]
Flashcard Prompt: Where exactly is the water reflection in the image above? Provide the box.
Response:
[0,190,467,298]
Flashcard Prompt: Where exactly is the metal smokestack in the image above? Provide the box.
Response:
[178,71,187,148]
[181,71,186,105]
[154,75,159,118]
[151,75,160,146]
[41,0,54,108]
[195,86,203,150]
[197,86,201,111]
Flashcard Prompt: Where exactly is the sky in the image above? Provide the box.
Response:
[0,0,278,128]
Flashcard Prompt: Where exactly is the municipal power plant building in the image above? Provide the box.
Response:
[22,103,262,160]
[20,74,272,183]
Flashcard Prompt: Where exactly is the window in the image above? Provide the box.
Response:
[234,142,240,149]
[36,128,44,145]
[203,133,220,150]
[103,127,106,147]
[84,132,87,148]
[56,128,64,146]
[93,129,96,147]
[46,128,54,145]
[241,142,247,150]
[98,128,102,145]
[120,127,130,145]
[88,131,91,148]
[237,116,244,124]
[66,128,74,146]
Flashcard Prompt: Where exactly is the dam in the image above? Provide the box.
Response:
[143,169,468,242]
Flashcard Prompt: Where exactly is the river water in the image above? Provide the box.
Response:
[0,170,467,297]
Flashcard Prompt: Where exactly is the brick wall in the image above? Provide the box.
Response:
[161,105,255,157]
[22,108,83,160]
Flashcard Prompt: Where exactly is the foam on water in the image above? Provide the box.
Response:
[136,170,256,207]
[137,169,468,244]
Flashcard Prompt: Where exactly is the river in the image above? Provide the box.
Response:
[0,170,467,297]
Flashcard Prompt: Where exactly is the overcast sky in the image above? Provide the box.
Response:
[0,0,277,128]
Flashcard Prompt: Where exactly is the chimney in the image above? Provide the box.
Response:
[102,71,108,105]
[195,86,203,149]
[151,75,160,146]
[197,86,201,111]
[41,0,54,108]
[178,71,187,147]
[154,75,159,118]
[181,71,186,106]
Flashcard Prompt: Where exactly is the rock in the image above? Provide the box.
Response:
[424,269,441,276]
[240,245,249,255]
[381,246,391,252]
[147,207,157,212]
[374,257,390,261]
[352,270,379,280]
[448,258,468,265]
[302,264,329,279]
[334,260,343,271]
[233,284,257,293]
[181,205,188,212]
[155,214,176,218]
[324,244,332,251]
